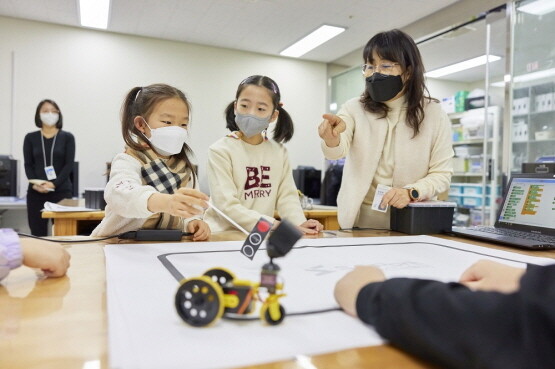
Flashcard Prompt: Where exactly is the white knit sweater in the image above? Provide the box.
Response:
[321,97,454,229]
[91,153,200,237]
[204,134,306,232]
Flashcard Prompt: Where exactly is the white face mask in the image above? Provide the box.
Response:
[142,119,188,156]
[40,112,59,126]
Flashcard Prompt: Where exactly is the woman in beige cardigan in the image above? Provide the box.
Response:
[319,29,454,229]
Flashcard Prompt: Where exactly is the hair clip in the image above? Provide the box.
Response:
[134,87,143,102]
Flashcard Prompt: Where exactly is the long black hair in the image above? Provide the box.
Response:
[360,29,437,137]
[121,83,196,186]
[224,75,294,143]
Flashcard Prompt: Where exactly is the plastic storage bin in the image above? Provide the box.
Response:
[461,196,483,207]
[462,184,483,195]
[390,201,456,235]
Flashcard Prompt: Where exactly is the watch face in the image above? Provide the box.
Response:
[410,189,419,199]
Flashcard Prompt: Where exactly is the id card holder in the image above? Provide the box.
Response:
[44,166,57,180]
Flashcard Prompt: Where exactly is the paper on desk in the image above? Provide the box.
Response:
[42,201,100,212]
[104,236,555,369]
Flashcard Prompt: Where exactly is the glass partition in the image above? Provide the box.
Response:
[510,0,555,172]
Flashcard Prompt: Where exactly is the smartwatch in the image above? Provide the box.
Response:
[405,187,420,201]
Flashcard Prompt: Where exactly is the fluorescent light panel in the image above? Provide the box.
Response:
[518,0,555,15]
[79,0,110,29]
[280,25,345,58]
[425,54,501,78]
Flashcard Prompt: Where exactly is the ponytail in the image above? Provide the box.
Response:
[224,101,239,132]
[272,106,294,143]
[121,86,144,151]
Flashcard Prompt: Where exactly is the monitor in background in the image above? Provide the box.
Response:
[292,166,321,200]
[522,162,555,174]
[69,161,79,198]
[0,155,17,197]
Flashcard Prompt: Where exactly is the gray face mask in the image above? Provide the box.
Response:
[235,113,271,138]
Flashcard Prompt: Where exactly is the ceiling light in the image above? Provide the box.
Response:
[79,0,110,29]
[425,55,502,78]
[518,0,555,15]
[280,25,345,58]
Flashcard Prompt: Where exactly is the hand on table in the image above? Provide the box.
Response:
[334,266,386,317]
[187,220,211,241]
[459,260,525,293]
[20,238,71,277]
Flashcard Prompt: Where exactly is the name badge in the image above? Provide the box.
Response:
[372,184,392,212]
[44,166,57,180]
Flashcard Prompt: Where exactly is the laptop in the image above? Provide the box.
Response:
[451,173,555,250]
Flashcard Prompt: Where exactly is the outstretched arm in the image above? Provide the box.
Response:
[335,263,555,369]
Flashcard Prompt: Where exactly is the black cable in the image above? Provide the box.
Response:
[17,232,124,243]
[17,230,194,243]
[339,227,391,232]
[222,307,341,321]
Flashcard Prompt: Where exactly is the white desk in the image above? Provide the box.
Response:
[0,196,26,210]
[0,197,27,227]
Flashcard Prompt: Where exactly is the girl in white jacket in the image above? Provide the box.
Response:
[92,84,210,241]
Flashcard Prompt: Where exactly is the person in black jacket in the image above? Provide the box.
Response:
[23,99,75,236]
[334,260,555,369]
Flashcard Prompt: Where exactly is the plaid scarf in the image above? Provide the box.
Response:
[126,144,192,230]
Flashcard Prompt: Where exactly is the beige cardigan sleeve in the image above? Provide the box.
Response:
[404,109,454,200]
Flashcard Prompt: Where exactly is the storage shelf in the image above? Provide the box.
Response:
[453,172,484,177]
[453,139,493,146]
[457,205,491,210]
[512,111,555,118]
[448,112,467,119]
[530,110,555,115]
[511,138,555,144]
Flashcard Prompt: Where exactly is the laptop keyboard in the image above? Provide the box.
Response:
[473,226,555,244]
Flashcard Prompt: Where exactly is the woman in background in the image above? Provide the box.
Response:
[23,100,75,236]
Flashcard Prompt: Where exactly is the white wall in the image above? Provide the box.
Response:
[426,78,471,101]
[0,16,328,198]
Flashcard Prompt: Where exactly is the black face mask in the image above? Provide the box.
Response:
[365,73,403,102]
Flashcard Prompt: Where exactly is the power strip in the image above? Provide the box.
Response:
[118,229,192,241]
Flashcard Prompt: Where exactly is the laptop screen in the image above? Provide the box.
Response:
[497,176,555,233]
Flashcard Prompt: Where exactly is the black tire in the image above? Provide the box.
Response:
[263,304,286,326]
[175,277,223,327]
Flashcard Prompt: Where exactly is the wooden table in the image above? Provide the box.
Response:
[42,207,339,236]
[41,210,105,236]
[2,230,554,369]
